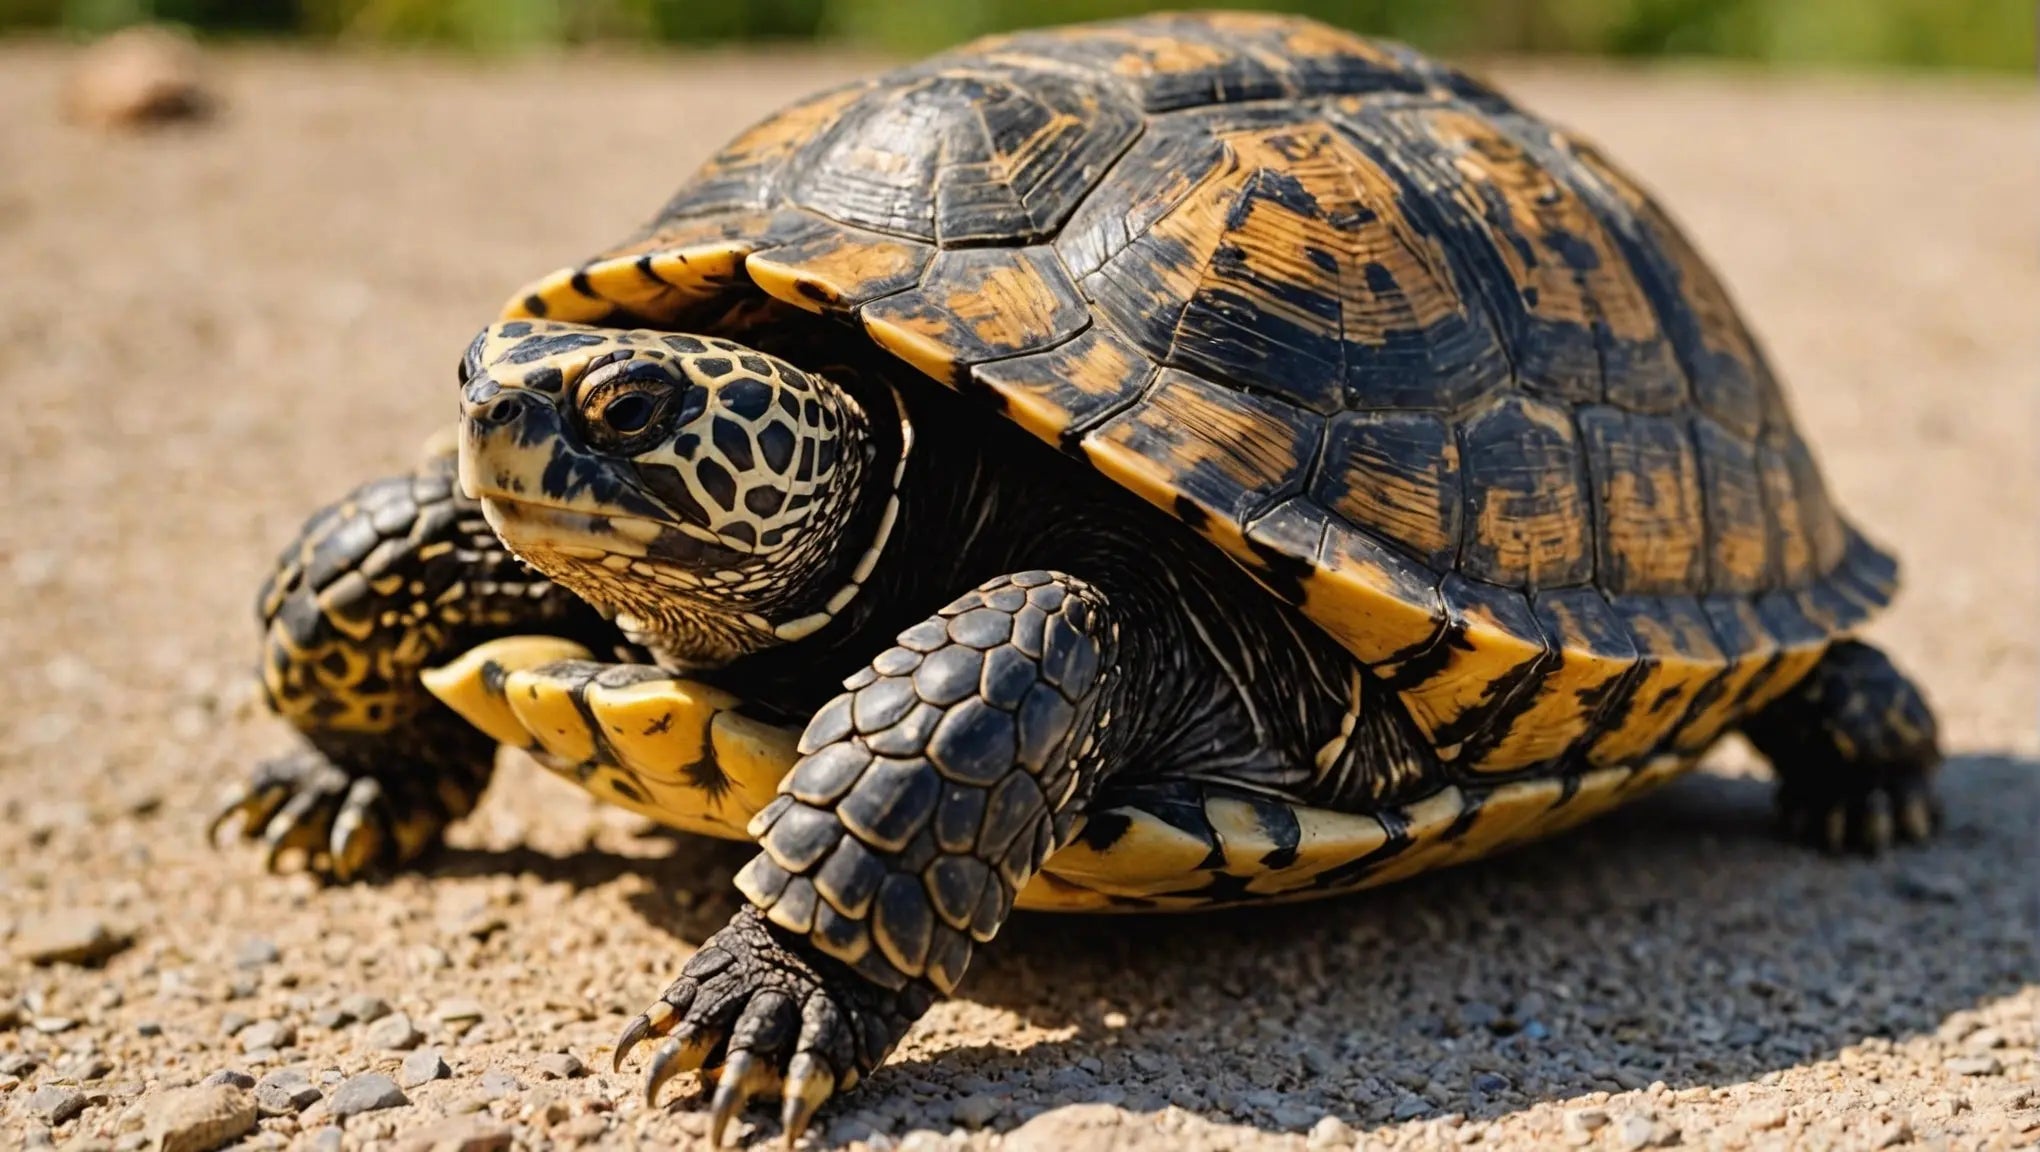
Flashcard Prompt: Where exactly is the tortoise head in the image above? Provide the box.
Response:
[457,320,884,667]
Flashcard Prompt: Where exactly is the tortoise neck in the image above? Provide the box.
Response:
[625,370,904,672]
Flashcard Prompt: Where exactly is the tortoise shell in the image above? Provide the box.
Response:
[467,13,1899,905]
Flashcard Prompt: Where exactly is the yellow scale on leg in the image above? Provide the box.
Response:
[421,637,798,840]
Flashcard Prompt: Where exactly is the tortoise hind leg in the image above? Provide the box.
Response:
[1741,639,1941,854]
[213,445,607,880]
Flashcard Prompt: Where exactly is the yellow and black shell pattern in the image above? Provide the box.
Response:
[483,12,1900,905]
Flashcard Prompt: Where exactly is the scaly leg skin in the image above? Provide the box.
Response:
[212,449,607,881]
[1742,638,1942,854]
[616,571,1118,1144]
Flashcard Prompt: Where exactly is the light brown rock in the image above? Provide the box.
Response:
[62,24,210,129]
[148,1084,256,1152]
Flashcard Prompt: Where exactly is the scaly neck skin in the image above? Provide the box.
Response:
[598,377,890,672]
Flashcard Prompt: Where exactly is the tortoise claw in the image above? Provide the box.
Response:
[779,1053,833,1147]
[213,752,453,881]
[709,1051,776,1146]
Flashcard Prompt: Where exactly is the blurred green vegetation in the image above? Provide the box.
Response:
[2,0,2031,71]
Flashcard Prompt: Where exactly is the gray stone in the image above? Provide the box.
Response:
[29,1085,88,1125]
[327,1072,409,1118]
[477,1070,522,1099]
[238,1020,295,1052]
[1391,1097,1430,1121]
[338,994,391,1024]
[364,1012,422,1051]
[252,1069,320,1116]
[950,1094,1001,1128]
[147,1084,256,1152]
[200,1070,255,1090]
[233,939,280,968]
[399,1049,449,1088]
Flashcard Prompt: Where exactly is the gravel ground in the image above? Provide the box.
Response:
[1,41,2036,1152]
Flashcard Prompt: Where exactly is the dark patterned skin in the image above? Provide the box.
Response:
[220,13,1944,1142]
[214,449,614,879]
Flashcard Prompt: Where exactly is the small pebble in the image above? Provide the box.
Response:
[1564,1108,1609,1135]
[400,1049,450,1088]
[233,940,280,969]
[533,1053,582,1080]
[364,1012,422,1051]
[1947,1055,2003,1076]
[477,1070,522,1099]
[950,1094,1001,1128]
[1391,1097,1430,1121]
[29,1085,88,1125]
[201,1070,255,1090]
[136,1021,162,1037]
[392,1118,512,1152]
[238,1020,295,1052]
[338,994,391,1024]
[327,1072,409,1118]
[1613,1114,1655,1151]
[434,999,485,1033]
[1307,1116,1356,1150]
[253,1069,321,1116]
[12,911,131,967]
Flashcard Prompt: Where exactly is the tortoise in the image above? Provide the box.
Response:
[213,11,1941,1144]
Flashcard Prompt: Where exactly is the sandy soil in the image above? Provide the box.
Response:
[1,42,2035,1152]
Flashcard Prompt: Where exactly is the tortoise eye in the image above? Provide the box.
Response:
[576,362,680,452]
[601,392,657,434]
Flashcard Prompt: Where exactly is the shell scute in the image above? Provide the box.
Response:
[1578,407,1708,595]
[1456,394,1595,589]
[1396,575,1554,767]
[860,246,1089,386]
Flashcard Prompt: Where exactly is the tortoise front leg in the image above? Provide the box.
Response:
[615,570,1121,1143]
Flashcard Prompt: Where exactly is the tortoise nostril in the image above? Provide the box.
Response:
[472,391,527,427]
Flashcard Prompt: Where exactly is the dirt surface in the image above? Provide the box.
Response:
[2,42,2036,1152]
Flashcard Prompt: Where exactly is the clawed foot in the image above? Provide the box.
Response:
[1778,767,1939,855]
[614,906,931,1146]
[208,751,452,881]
